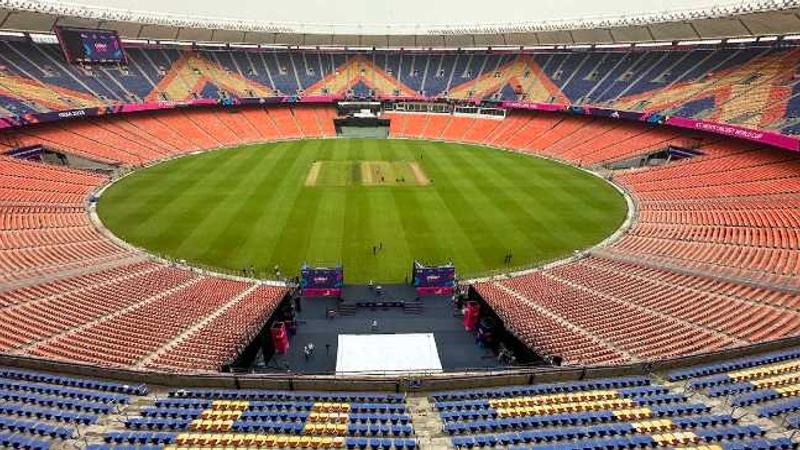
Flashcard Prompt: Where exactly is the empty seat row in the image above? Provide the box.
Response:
[170,390,404,404]
[0,368,147,395]
[430,377,649,402]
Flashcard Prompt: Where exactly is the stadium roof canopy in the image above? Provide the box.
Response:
[1,0,800,48]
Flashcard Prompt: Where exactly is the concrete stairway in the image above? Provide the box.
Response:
[337,304,358,316]
[660,375,799,445]
[403,301,424,315]
[407,395,451,450]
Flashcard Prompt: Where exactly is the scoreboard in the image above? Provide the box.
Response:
[412,261,456,296]
[300,264,343,297]
[54,27,126,64]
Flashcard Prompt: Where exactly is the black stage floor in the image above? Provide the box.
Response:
[256,284,508,374]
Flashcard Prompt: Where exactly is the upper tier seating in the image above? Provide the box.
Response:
[1,106,337,167]
[0,41,799,137]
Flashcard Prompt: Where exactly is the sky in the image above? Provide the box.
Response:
[58,0,746,28]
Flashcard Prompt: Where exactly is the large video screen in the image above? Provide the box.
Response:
[300,264,344,297]
[55,27,126,64]
[412,261,456,296]
[412,261,455,286]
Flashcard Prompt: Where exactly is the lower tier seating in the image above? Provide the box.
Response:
[0,367,147,450]
[0,152,287,372]
[431,374,797,450]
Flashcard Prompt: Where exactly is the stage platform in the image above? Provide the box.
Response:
[336,333,443,375]
[257,284,508,374]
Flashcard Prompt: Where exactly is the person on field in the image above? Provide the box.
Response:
[304,343,315,359]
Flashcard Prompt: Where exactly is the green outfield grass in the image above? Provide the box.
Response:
[98,138,627,282]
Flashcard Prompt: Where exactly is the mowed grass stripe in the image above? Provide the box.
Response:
[419,142,511,271]
[193,142,307,265]
[253,140,326,269]
[98,151,215,238]
[443,144,565,259]
[388,141,465,268]
[99,147,250,248]
[352,189,413,282]
[233,141,318,269]
[491,151,626,249]
[448,144,625,259]
[99,138,627,282]
[170,146,284,256]
[393,142,485,271]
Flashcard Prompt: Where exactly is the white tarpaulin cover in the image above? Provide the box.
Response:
[335,333,443,375]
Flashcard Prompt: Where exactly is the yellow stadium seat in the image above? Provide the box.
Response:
[218,403,230,412]
[653,433,677,446]
[174,434,189,446]
[237,433,252,446]
[223,433,237,446]
[194,434,208,446]
[206,434,223,446]
[677,432,699,445]
[175,434,190,446]
[252,435,266,447]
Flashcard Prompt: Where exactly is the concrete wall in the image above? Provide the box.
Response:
[1,335,799,392]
